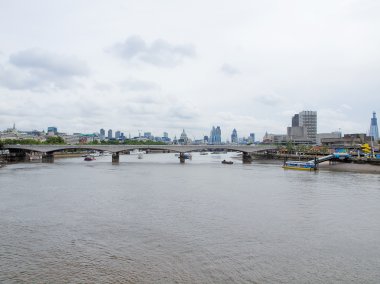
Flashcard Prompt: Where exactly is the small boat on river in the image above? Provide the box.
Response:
[221,160,233,165]
[282,161,316,171]
[84,155,96,161]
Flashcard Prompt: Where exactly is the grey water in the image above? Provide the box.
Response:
[1,153,379,283]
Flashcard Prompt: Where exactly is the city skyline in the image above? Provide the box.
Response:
[1,1,379,140]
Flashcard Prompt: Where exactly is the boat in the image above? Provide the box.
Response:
[282,161,316,171]
[129,149,146,155]
[200,152,209,155]
[137,153,143,159]
[84,155,96,161]
[177,153,192,159]
[221,160,233,164]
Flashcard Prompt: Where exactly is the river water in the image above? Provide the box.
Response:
[1,153,379,283]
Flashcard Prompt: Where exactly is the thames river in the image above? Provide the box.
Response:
[1,153,379,283]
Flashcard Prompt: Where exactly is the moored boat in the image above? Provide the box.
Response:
[129,149,146,155]
[282,161,316,171]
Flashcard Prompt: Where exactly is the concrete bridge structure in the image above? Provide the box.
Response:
[2,144,277,163]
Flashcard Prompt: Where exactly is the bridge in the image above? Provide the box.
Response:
[2,144,277,163]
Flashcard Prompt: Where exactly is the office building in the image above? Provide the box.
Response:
[99,128,105,140]
[108,129,112,139]
[369,111,379,140]
[115,131,121,139]
[210,126,222,144]
[47,126,58,135]
[299,111,317,144]
[231,129,238,144]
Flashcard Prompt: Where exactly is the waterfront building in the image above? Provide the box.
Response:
[316,132,341,145]
[321,133,373,148]
[369,111,379,140]
[231,129,238,144]
[108,129,112,139]
[287,111,317,144]
[299,111,317,144]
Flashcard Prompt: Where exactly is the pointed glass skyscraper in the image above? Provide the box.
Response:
[369,111,379,140]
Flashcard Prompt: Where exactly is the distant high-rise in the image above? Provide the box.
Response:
[47,126,58,135]
[299,111,317,144]
[369,111,379,140]
[210,126,222,144]
[292,114,299,127]
[248,133,255,143]
[231,129,238,144]
[100,128,105,140]
[115,131,121,139]
[108,129,112,139]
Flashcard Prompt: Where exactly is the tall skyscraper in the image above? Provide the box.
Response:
[100,128,105,140]
[210,126,222,144]
[369,111,379,140]
[231,129,238,144]
[299,111,317,143]
[108,129,112,139]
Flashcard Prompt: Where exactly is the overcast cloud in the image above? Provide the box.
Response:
[0,0,379,140]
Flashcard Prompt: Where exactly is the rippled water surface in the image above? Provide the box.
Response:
[1,153,380,283]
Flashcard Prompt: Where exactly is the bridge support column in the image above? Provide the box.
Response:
[242,152,252,164]
[179,153,186,164]
[42,153,54,163]
[112,153,119,163]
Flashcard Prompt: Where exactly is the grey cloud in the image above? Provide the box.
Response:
[221,64,240,76]
[0,49,89,91]
[111,35,195,67]
[10,48,89,76]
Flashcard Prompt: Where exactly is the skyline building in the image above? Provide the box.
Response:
[231,129,238,144]
[299,111,317,144]
[47,126,58,135]
[99,128,105,140]
[107,129,112,139]
[115,131,121,139]
[178,129,188,144]
[369,111,379,140]
[210,126,222,144]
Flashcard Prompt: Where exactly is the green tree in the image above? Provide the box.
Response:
[45,136,65,144]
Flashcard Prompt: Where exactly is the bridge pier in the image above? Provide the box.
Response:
[179,153,186,164]
[112,153,119,163]
[42,153,54,163]
[242,152,252,164]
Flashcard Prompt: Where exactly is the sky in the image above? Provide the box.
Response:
[0,0,379,141]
